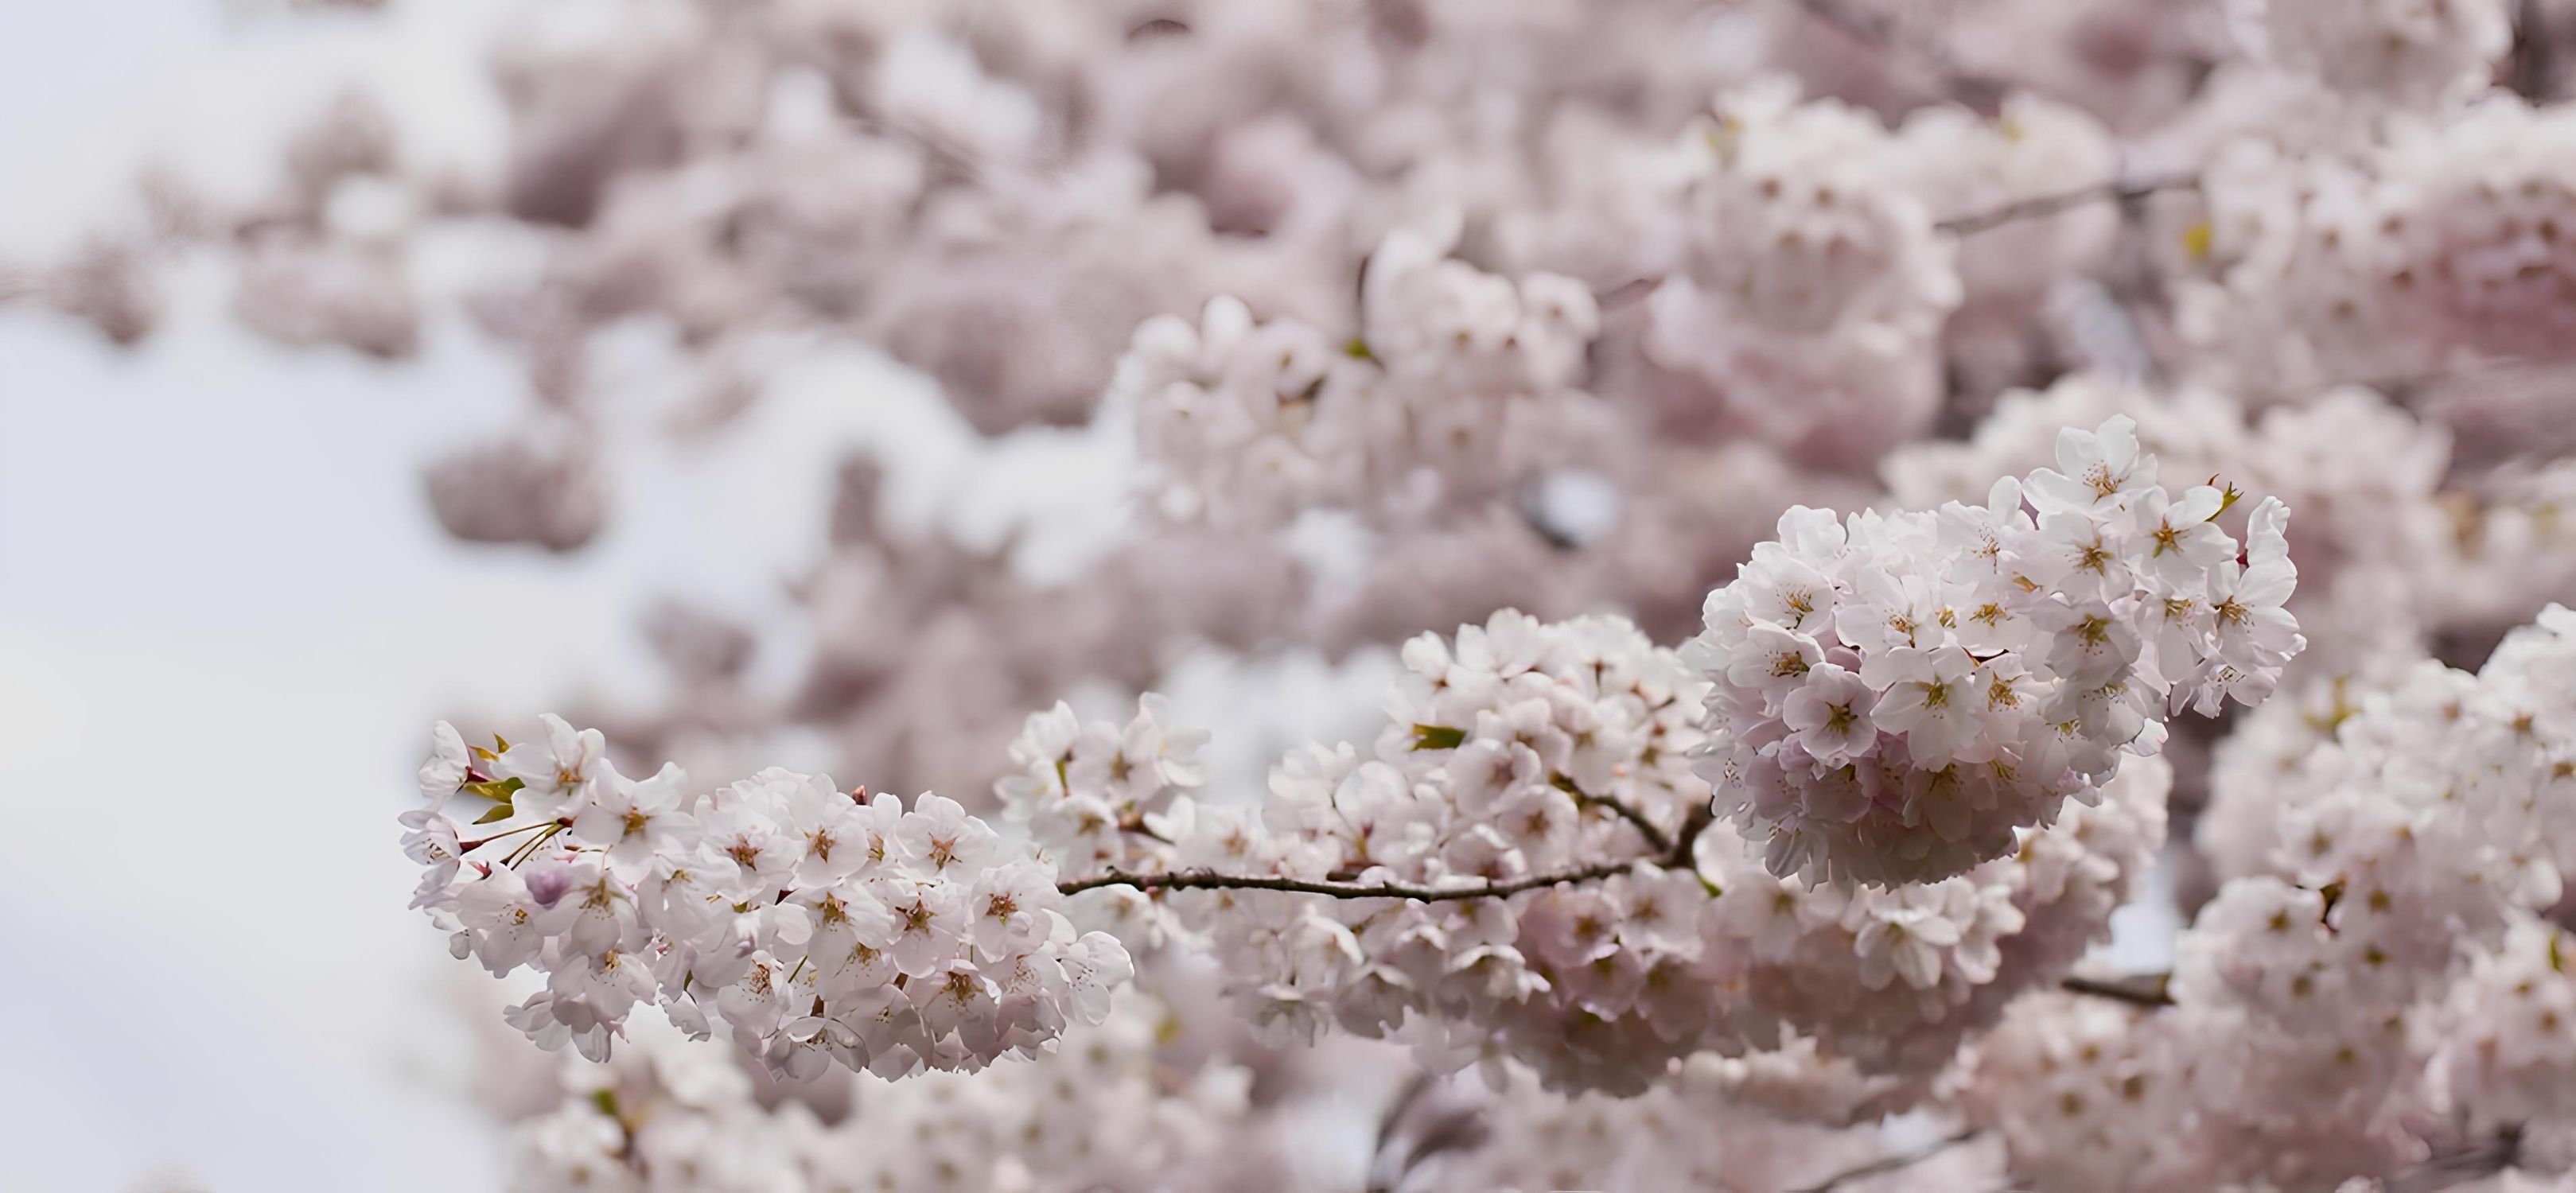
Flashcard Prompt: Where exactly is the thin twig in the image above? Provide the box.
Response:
[1115,812,1175,845]
[1792,0,2010,112]
[1597,173,2204,319]
[1058,861,1640,902]
[1795,1127,1981,1193]
[1937,174,2201,237]
[1570,785,1677,857]
[2058,973,2176,1008]
[1066,774,1719,903]
[2383,1125,2522,1193]
[1667,801,1717,869]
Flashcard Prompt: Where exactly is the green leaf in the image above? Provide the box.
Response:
[1410,724,1466,752]
[2553,931,2566,974]
[463,776,525,803]
[1698,874,1724,900]
[463,776,524,825]
[1343,336,1376,362]
[590,1089,621,1119]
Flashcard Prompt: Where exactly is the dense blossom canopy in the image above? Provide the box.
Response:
[45,0,2576,1188]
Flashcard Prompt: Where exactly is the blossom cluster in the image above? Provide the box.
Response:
[1384,1059,1904,1193]
[404,716,1131,1079]
[993,692,1211,932]
[2189,95,2576,391]
[1883,374,2448,680]
[2228,0,2512,107]
[495,978,2041,1193]
[1117,215,1603,527]
[1640,82,1961,468]
[507,990,1297,1193]
[999,610,1720,1093]
[992,604,2170,1099]
[1966,604,2576,1191]
[1728,756,2170,1082]
[496,973,1329,1193]
[1691,415,2302,885]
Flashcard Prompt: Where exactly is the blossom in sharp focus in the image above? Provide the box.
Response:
[1689,417,2303,885]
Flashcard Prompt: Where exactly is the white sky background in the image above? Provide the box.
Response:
[0,4,2179,1188]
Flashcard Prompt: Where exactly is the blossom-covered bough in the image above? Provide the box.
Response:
[406,422,2337,1187]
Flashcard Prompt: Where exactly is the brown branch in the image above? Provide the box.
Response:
[1058,861,1640,902]
[1595,173,2204,319]
[2514,0,2554,101]
[1792,0,2010,113]
[1667,801,1718,869]
[2383,1126,2523,1193]
[1115,811,1174,845]
[1564,777,1677,857]
[1794,1127,1981,1193]
[1937,174,2201,237]
[2058,973,2175,1008]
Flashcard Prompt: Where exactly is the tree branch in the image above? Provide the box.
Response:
[2058,973,2175,1008]
[2514,0,2554,101]
[1792,0,2010,113]
[1667,801,1717,869]
[1058,861,1640,902]
[2383,1126,2523,1193]
[1794,1127,1981,1193]
[1566,781,1676,856]
[1597,173,2204,316]
[1936,173,2201,237]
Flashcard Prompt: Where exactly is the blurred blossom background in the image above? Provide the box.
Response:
[2,6,1379,1188]
[15,0,2576,1189]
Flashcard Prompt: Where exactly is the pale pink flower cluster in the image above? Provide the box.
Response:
[2191,97,2576,389]
[1005,610,1722,1094]
[2435,913,2576,1137]
[1723,755,2170,1084]
[1969,605,2576,1191]
[1898,92,2123,386]
[1691,416,2302,885]
[989,605,2169,1099]
[993,693,1210,937]
[1119,216,1601,527]
[1385,1059,1895,1193]
[2202,608,2576,911]
[2228,0,2512,107]
[1883,373,2448,678]
[506,993,1297,1193]
[1958,992,2200,1192]
[406,717,1130,1079]
[1640,83,1962,468]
